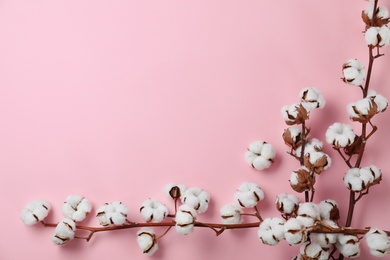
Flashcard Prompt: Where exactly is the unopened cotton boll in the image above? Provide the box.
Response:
[336,234,360,258]
[365,227,390,257]
[258,217,285,246]
[181,187,210,213]
[220,204,243,224]
[20,200,51,225]
[137,228,158,256]
[51,218,76,245]
[342,59,366,86]
[62,195,92,222]
[234,182,264,208]
[300,242,329,260]
[96,201,128,226]
[325,123,356,148]
[163,183,186,199]
[299,87,325,109]
[275,193,300,215]
[245,141,276,171]
[140,199,168,223]
[175,204,197,235]
[284,218,307,246]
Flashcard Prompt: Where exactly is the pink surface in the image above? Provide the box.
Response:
[1,0,390,259]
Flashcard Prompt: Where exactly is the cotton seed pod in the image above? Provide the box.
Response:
[325,123,356,149]
[336,234,361,258]
[344,168,372,192]
[347,97,378,123]
[51,218,76,245]
[234,182,265,208]
[20,200,51,225]
[290,167,315,193]
[281,103,310,126]
[299,241,329,260]
[62,195,92,222]
[303,151,331,174]
[96,201,128,226]
[342,59,366,86]
[365,227,390,257]
[220,204,243,224]
[299,87,325,110]
[163,183,186,199]
[245,141,276,171]
[282,126,303,149]
[284,218,307,246]
[140,199,168,223]
[275,193,300,215]
[181,187,210,213]
[258,217,285,246]
[137,228,158,256]
[175,204,197,235]
[318,199,340,221]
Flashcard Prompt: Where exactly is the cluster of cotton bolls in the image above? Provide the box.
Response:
[220,182,265,224]
[343,165,382,192]
[281,87,325,126]
[245,140,276,171]
[363,3,390,47]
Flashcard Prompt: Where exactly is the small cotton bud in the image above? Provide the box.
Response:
[281,103,310,125]
[137,228,158,256]
[62,195,92,222]
[51,218,76,245]
[175,204,197,235]
[96,201,128,226]
[245,141,276,171]
[258,217,285,246]
[275,193,300,215]
[234,182,265,208]
[300,241,329,260]
[326,123,356,148]
[284,218,307,246]
[342,59,366,86]
[163,183,186,199]
[365,227,390,257]
[318,199,340,221]
[336,234,361,258]
[299,87,325,109]
[290,167,315,193]
[20,200,51,225]
[140,199,168,223]
[220,204,243,224]
[181,187,210,213]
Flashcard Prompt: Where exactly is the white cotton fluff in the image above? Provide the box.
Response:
[245,141,276,171]
[163,183,186,199]
[318,199,338,220]
[175,204,197,235]
[295,139,323,157]
[342,59,366,86]
[276,193,300,215]
[299,87,326,109]
[297,202,320,227]
[300,242,329,260]
[140,199,168,223]
[365,26,390,47]
[20,200,51,225]
[365,227,390,257]
[96,201,128,226]
[367,90,388,112]
[310,220,339,249]
[234,182,265,208]
[344,168,372,192]
[181,187,210,213]
[364,4,390,20]
[258,217,285,246]
[368,165,382,181]
[336,234,361,258]
[62,195,92,222]
[51,218,76,245]
[287,126,302,143]
[137,228,158,256]
[281,103,311,124]
[220,204,243,224]
[325,123,356,148]
[284,218,306,246]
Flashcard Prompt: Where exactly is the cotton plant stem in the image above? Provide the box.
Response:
[300,121,310,202]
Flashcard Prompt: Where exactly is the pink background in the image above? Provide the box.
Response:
[1,0,390,259]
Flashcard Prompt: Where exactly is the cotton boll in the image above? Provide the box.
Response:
[137,228,158,256]
[337,234,361,258]
[368,165,382,182]
[304,151,332,174]
[295,139,323,157]
[20,200,51,225]
[252,156,272,171]
[365,27,381,46]
[246,141,276,171]
[318,200,340,221]
[175,204,197,235]
[248,140,264,154]
[234,182,264,208]
[300,242,329,260]
[140,199,168,223]
[258,218,285,246]
[220,204,243,224]
[325,123,356,148]
[297,202,320,227]
[62,195,92,222]
[367,90,388,112]
[284,218,307,246]
[342,59,366,86]
[310,220,339,248]
[299,87,326,109]
[51,218,76,245]
[163,183,186,199]
[96,202,128,226]
[181,188,210,213]
[344,168,371,192]
[276,193,300,215]
[365,227,390,257]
